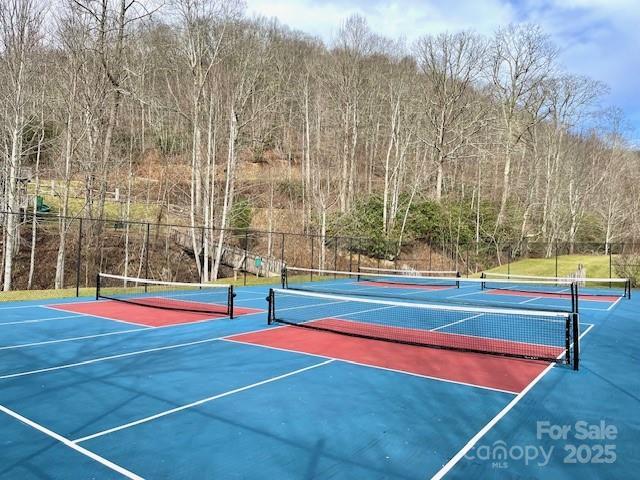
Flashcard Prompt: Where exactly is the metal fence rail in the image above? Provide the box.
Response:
[0,210,632,297]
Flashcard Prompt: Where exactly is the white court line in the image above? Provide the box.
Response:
[276,296,488,334]
[517,297,542,305]
[73,359,333,443]
[0,314,84,326]
[0,403,142,479]
[0,337,221,380]
[606,296,623,311]
[444,290,612,312]
[430,323,595,480]
[0,303,77,310]
[0,327,149,351]
[0,321,303,379]
[430,314,484,332]
[0,295,335,352]
[45,305,151,328]
[222,338,518,396]
[447,290,487,300]
[0,290,266,311]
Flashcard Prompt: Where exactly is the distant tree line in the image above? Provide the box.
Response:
[0,0,637,290]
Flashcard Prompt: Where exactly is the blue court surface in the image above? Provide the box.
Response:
[0,278,638,479]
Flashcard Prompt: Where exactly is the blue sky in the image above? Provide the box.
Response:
[245,0,640,145]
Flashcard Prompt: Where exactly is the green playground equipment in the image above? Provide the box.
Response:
[36,195,50,213]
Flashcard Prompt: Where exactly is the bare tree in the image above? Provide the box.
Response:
[212,20,272,280]
[0,0,45,291]
[489,24,556,226]
[415,31,487,202]
[326,14,376,213]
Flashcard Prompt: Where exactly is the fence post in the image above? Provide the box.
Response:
[200,227,205,283]
[243,230,248,286]
[310,235,314,281]
[75,218,83,297]
[348,238,353,272]
[465,245,469,278]
[507,245,511,276]
[144,222,150,292]
[609,243,612,286]
[280,232,285,269]
[555,241,558,278]
[333,237,338,275]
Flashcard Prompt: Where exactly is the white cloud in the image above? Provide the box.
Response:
[244,0,639,135]
[517,0,640,135]
[245,0,515,43]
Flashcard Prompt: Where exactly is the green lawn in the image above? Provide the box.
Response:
[0,255,623,303]
[0,273,281,303]
[42,196,163,223]
[0,286,98,303]
[483,254,617,278]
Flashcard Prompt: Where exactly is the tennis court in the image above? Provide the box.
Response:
[0,271,637,479]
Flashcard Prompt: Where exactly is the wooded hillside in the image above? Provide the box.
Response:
[1,0,638,290]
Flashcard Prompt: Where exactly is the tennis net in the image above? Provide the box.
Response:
[282,266,578,312]
[267,288,579,368]
[358,266,460,277]
[481,272,630,300]
[96,273,235,318]
[284,266,459,289]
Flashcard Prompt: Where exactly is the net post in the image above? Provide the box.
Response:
[95,273,100,301]
[455,271,461,288]
[267,288,275,325]
[228,285,235,319]
[572,312,580,370]
[626,279,631,299]
[565,313,572,366]
[480,272,486,290]
[281,266,287,289]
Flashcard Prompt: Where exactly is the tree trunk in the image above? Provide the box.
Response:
[3,125,22,291]
[27,128,44,290]
[212,106,238,281]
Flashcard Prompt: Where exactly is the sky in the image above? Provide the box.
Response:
[245,0,640,145]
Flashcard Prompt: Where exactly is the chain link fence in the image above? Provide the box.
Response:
[0,210,633,299]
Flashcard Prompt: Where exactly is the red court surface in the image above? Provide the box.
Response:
[299,318,563,359]
[51,300,263,327]
[486,288,618,303]
[228,325,555,393]
[358,280,453,291]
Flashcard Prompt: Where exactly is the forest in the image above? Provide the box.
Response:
[1,0,639,292]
